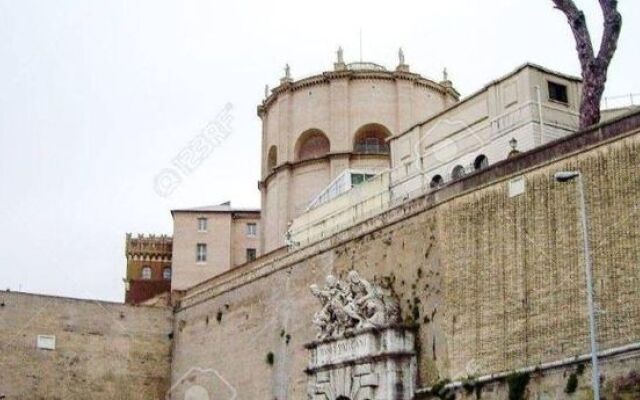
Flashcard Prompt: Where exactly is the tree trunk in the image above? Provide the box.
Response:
[551,0,622,130]
[580,63,606,128]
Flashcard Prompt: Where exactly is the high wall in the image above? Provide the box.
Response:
[171,112,640,399]
[0,291,172,400]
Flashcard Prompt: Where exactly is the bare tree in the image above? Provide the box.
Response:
[552,0,622,129]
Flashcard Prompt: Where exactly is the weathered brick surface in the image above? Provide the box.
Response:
[171,125,640,399]
[0,292,172,399]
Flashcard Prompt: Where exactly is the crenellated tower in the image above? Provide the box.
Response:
[124,233,173,304]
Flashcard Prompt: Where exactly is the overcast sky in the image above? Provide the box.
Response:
[0,0,638,302]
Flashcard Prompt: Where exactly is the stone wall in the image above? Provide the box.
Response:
[0,291,172,400]
[171,113,640,399]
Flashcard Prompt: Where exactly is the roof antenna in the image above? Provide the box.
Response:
[359,28,363,62]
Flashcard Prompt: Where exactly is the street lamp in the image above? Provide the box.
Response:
[554,171,600,400]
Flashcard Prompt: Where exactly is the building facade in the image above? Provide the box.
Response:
[390,63,582,194]
[288,64,585,246]
[170,202,260,291]
[258,53,460,253]
[124,233,172,304]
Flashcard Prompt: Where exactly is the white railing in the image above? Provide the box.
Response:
[288,100,581,249]
[603,93,640,109]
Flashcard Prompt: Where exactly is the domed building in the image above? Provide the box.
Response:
[258,49,460,252]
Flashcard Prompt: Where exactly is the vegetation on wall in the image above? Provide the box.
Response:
[613,370,640,394]
[565,373,578,394]
[266,351,274,366]
[431,379,455,400]
[506,372,530,400]
[462,377,484,399]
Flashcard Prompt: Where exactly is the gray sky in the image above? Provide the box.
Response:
[1,0,638,302]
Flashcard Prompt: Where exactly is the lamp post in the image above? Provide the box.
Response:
[554,171,599,400]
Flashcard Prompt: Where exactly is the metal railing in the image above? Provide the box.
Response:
[603,93,640,109]
[354,142,390,154]
[288,100,581,249]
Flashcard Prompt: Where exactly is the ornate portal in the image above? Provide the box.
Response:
[306,272,417,400]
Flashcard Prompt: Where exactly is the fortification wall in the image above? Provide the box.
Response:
[0,292,172,400]
[171,113,640,399]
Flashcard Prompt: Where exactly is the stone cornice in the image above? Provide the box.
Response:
[304,323,418,349]
[257,69,459,117]
[258,152,390,188]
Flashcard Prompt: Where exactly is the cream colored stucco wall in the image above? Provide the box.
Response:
[390,65,582,190]
[259,68,458,253]
[172,211,261,291]
[172,212,232,291]
[231,216,260,266]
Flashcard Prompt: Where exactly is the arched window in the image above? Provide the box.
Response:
[474,154,489,171]
[163,267,172,280]
[451,165,466,180]
[267,145,277,172]
[141,266,152,280]
[430,175,444,189]
[353,123,391,154]
[295,129,330,161]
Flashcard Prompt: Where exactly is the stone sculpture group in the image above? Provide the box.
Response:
[310,271,401,340]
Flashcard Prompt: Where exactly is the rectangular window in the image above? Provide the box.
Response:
[196,243,207,262]
[548,81,569,104]
[246,223,257,237]
[246,248,257,262]
[197,218,208,232]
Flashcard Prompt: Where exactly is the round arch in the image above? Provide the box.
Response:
[295,129,330,161]
[430,174,444,189]
[451,165,466,180]
[474,154,489,171]
[267,145,278,171]
[353,123,391,154]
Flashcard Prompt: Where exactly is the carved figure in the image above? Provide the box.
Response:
[310,284,333,339]
[337,46,344,64]
[309,271,402,339]
[398,47,405,65]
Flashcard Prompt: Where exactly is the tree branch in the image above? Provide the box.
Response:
[552,0,595,72]
[596,0,623,69]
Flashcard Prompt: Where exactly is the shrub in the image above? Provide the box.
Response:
[565,373,578,394]
[506,372,530,400]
